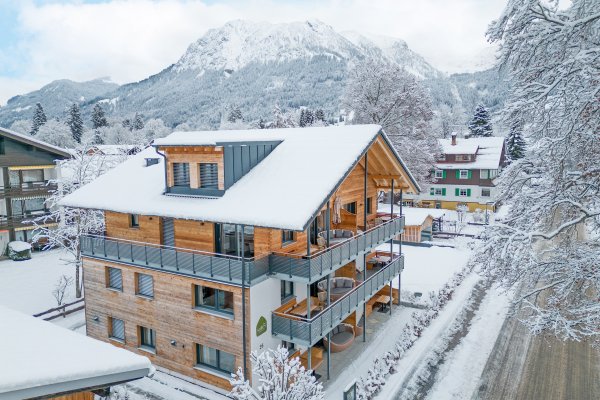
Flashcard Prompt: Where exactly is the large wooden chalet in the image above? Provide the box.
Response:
[62,124,420,391]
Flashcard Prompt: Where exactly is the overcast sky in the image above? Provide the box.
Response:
[0,0,508,105]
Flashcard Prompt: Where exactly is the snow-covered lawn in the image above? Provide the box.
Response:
[378,242,472,294]
[0,249,76,314]
[425,286,513,400]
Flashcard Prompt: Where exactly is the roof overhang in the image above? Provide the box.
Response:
[0,127,71,159]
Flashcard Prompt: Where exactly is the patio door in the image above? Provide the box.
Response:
[161,217,175,247]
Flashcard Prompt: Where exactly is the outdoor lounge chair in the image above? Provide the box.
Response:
[317,277,356,301]
[323,323,355,353]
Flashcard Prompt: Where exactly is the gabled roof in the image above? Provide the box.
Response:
[0,126,71,159]
[437,136,505,170]
[0,306,152,400]
[61,125,419,231]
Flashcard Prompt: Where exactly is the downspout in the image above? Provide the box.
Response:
[240,225,248,381]
[154,146,168,194]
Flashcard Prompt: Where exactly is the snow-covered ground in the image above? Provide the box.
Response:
[425,286,513,400]
[0,249,76,314]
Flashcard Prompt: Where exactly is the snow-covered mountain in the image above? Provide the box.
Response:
[0,20,501,130]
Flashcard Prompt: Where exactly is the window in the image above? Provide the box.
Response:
[343,202,357,214]
[456,188,471,197]
[194,285,233,314]
[0,137,4,155]
[366,197,373,214]
[139,326,155,350]
[22,169,44,184]
[136,273,154,298]
[489,169,498,179]
[216,224,254,257]
[172,163,190,187]
[434,188,446,196]
[480,169,489,179]
[481,188,491,197]
[281,280,294,301]
[437,154,446,161]
[282,230,294,245]
[107,267,122,291]
[130,214,140,228]
[196,344,236,374]
[199,163,218,189]
[459,170,470,179]
[455,154,471,162]
[434,170,444,179]
[109,317,125,342]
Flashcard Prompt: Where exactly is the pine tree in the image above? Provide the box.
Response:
[299,109,307,127]
[91,103,108,129]
[305,109,315,126]
[30,103,47,136]
[315,109,326,122]
[467,104,493,137]
[92,129,104,145]
[133,113,145,131]
[506,119,526,161]
[227,106,243,123]
[66,103,84,143]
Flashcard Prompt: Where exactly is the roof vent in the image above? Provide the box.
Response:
[145,157,159,167]
[451,132,457,146]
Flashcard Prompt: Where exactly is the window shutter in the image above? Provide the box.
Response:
[455,170,460,179]
[111,318,125,340]
[173,163,190,187]
[467,189,471,197]
[138,274,153,297]
[199,163,219,189]
[442,188,446,196]
[442,170,446,179]
[108,268,122,290]
[430,188,434,195]
[468,170,472,179]
[455,188,459,196]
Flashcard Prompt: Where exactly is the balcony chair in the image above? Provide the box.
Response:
[323,323,355,353]
[317,277,356,301]
[317,229,354,245]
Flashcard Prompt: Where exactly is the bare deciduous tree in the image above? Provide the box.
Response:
[52,275,74,307]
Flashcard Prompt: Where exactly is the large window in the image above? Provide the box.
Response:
[107,267,123,291]
[172,163,190,187]
[194,285,233,314]
[109,317,125,342]
[366,197,373,214]
[21,169,44,184]
[136,273,154,298]
[281,280,294,301]
[196,344,236,374]
[216,224,254,257]
[199,163,218,189]
[139,326,155,350]
[343,202,357,214]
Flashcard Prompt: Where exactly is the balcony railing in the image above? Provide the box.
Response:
[0,182,57,198]
[271,254,404,346]
[80,235,269,286]
[0,213,56,230]
[269,216,404,283]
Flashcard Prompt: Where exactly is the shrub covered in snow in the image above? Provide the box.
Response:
[7,241,32,261]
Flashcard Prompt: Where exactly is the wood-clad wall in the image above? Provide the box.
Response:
[52,391,94,400]
[162,146,225,190]
[173,219,214,252]
[105,211,162,245]
[83,257,250,390]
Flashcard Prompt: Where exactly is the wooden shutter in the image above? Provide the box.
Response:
[442,170,447,179]
[172,163,190,187]
[455,170,460,179]
[455,188,460,196]
[111,318,125,340]
[108,268,122,290]
[442,188,446,196]
[138,274,153,297]
[199,163,219,189]
[467,189,472,197]
[430,188,435,195]
[162,217,175,247]
[468,170,472,179]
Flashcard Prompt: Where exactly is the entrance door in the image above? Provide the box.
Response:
[162,217,175,247]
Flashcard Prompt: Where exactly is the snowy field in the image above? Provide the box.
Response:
[0,249,76,314]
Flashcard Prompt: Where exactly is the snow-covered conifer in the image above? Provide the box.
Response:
[66,103,84,143]
[30,103,47,136]
[505,118,525,161]
[91,103,108,129]
[467,104,493,137]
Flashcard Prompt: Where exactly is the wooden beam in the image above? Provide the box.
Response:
[371,174,401,180]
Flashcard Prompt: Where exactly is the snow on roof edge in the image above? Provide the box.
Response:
[0,126,71,158]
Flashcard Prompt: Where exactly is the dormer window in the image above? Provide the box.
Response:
[455,154,472,162]
[173,163,190,187]
[199,163,218,189]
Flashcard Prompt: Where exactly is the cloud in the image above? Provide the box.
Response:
[0,0,507,105]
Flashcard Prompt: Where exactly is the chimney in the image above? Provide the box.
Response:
[451,132,457,146]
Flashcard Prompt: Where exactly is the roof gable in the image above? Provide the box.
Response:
[0,127,70,159]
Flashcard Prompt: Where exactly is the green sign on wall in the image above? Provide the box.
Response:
[256,316,268,337]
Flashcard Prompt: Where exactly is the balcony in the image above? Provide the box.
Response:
[271,254,403,347]
[0,213,56,230]
[0,182,57,199]
[269,216,404,283]
[80,235,269,286]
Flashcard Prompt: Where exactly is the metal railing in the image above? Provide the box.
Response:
[0,213,56,230]
[80,235,269,286]
[271,254,404,346]
[269,216,404,283]
[0,181,57,198]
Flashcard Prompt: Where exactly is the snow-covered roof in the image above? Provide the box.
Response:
[0,306,152,399]
[437,136,505,170]
[0,126,71,159]
[378,203,445,226]
[61,125,415,231]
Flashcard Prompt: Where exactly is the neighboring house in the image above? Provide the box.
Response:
[377,203,445,243]
[405,133,507,212]
[0,305,152,400]
[61,125,420,391]
[0,127,70,249]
